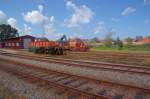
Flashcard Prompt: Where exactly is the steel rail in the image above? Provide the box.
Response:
[0,58,150,95]
[1,52,150,75]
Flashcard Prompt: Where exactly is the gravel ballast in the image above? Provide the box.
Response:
[0,69,67,99]
[0,54,150,90]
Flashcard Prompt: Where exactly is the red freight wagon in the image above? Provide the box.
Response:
[29,41,64,55]
[29,41,60,48]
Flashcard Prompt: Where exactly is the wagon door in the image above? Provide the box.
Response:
[23,38,31,49]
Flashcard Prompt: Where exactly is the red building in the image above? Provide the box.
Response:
[134,37,150,45]
[3,35,35,49]
[142,37,150,44]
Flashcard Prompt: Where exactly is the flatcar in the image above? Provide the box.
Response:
[29,41,64,55]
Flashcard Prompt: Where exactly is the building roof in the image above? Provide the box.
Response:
[6,35,35,41]
[19,35,35,38]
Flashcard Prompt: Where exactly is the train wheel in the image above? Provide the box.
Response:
[58,48,63,55]
[51,48,56,55]
[34,48,39,53]
[58,48,61,55]
[60,48,63,55]
[56,48,60,55]
[45,48,48,54]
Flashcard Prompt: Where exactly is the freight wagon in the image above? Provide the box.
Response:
[29,41,64,55]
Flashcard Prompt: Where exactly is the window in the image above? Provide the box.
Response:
[9,43,11,46]
[16,42,19,47]
[5,43,7,46]
[12,43,15,46]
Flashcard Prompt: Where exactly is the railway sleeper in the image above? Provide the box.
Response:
[1,59,150,99]
[0,65,107,99]
[112,94,124,99]
[71,80,89,88]
[55,76,70,82]
[63,78,78,85]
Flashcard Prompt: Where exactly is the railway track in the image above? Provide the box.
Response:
[70,51,150,58]
[0,58,149,99]
[63,51,150,66]
[1,50,150,75]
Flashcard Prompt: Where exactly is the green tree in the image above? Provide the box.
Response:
[90,37,99,43]
[135,36,143,41]
[0,24,19,42]
[115,37,123,50]
[126,37,133,45]
[104,32,113,47]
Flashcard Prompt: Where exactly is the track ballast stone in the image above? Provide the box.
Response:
[0,55,150,91]
[0,69,67,99]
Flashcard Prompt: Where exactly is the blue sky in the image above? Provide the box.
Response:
[0,0,150,40]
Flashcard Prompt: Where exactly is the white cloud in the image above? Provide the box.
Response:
[23,10,47,24]
[23,5,56,37]
[121,7,136,16]
[0,11,20,32]
[65,1,94,27]
[7,17,21,32]
[44,23,60,40]
[94,22,106,34]
[23,5,55,26]
[0,10,7,24]
[7,18,18,29]
[38,5,44,12]
[44,24,55,35]
[44,16,55,36]
[144,0,150,4]
[66,1,77,10]
[49,16,55,22]
[23,5,49,24]
[23,24,32,34]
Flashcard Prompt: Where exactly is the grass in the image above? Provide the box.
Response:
[91,44,150,53]
[17,47,150,66]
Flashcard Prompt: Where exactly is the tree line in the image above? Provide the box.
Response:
[89,32,149,50]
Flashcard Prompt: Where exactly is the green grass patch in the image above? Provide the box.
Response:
[91,44,150,52]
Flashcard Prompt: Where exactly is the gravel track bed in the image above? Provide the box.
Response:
[0,54,150,91]
[0,69,67,99]
[0,84,25,99]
